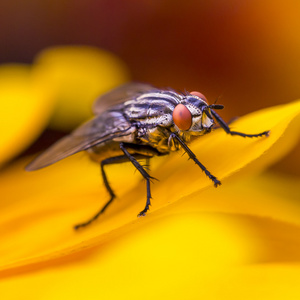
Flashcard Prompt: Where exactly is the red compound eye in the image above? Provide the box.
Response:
[190,91,207,101]
[172,104,192,131]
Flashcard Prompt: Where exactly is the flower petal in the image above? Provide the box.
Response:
[33,46,130,130]
[2,174,300,299]
[0,100,299,275]
[0,64,53,166]
[150,100,300,210]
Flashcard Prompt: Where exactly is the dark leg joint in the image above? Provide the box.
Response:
[120,143,154,218]
[170,133,221,187]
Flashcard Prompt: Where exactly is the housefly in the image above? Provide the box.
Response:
[26,83,269,229]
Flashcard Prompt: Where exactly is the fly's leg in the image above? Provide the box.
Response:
[119,143,155,217]
[170,133,221,187]
[74,145,156,229]
[74,155,129,230]
[211,109,270,138]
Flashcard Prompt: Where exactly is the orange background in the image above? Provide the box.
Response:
[1,0,299,173]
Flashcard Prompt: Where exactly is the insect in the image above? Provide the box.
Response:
[26,83,269,229]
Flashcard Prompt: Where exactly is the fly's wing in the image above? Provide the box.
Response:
[26,111,134,171]
[93,82,156,114]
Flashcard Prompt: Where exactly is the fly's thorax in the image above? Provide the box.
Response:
[123,90,183,129]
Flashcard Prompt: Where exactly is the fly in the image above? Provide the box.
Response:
[26,83,269,229]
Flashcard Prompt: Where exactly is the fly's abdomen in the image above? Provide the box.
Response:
[87,141,126,163]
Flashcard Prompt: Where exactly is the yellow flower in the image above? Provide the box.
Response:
[0,46,300,299]
[0,46,129,168]
[33,46,129,131]
[0,64,54,167]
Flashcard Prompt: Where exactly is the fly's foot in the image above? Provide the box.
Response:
[213,179,222,187]
[205,171,221,187]
[74,221,90,230]
[137,207,150,217]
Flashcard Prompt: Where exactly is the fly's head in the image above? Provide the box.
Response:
[172,91,224,136]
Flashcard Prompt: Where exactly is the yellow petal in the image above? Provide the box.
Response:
[0,100,299,275]
[0,64,53,167]
[33,46,130,130]
[150,100,300,210]
[173,172,300,226]
[1,174,300,299]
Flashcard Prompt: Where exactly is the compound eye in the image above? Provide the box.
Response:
[172,104,192,130]
[190,91,207,101]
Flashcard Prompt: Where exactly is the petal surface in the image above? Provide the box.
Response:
[0,101,300,300]
[0,64,53,166]
[0,100,299,273]
[33,46,130,130]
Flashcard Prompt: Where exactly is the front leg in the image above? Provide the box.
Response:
[170,133,221,187]
[211,109,270,138]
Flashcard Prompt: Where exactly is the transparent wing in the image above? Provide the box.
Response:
[26,112,133,171]
[93,82,156,114]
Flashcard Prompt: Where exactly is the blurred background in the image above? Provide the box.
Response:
[1,0,299,174]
